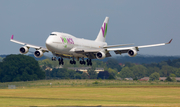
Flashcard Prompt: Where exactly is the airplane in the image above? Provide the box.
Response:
[10,17,172,66]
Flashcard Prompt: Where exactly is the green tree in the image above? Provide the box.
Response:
[74,73,82,79]
[130,65,147,79]
[38,59,53,67]
[160,65,175,77]
[0,57,3,62]
[56,68,69,79]
[92,60,107,69]
[125,62,136,67]
[108,74,115,79]
[174,62,180,68]
[119,67,133,78]
[158,61,168,67]
[0,62,2,77]
[0,54,45,82]
[170,73,176,77]
[170,73,176,82]
[149,72,160,81]
[106,58,122,71]
[146,66,160,77]
[68,69,76,79]
[81,72,89,79]
[175,68,180,77]
[87,67,97,79]
[108,68,118,77]
[165,76,172,82]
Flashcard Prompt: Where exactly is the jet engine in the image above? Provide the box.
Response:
[19,46,29,54]
[96,51,106,59]
[128,49,137,57]
[34,50,44,58]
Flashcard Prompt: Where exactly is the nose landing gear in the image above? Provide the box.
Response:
[52,57,56,61]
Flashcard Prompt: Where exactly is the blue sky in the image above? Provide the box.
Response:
[0,0,179,56]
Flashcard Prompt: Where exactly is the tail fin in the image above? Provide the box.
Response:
[95,17,109,42]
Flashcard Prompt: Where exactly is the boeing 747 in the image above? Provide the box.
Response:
[10,17,172,66]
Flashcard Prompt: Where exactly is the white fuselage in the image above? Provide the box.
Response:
[45,32,107,58]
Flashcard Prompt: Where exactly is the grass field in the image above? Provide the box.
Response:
[0,80,180,107]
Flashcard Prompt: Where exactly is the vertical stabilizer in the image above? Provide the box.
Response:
[95,17,109,42]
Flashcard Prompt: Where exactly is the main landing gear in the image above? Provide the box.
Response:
[52,57,64,65]
[80,58,86,65]
[79,58,92,66]
[52,57,92,66]
[86,59,92,66]
[70,57,76,64]
[70,60,76,64]
[70,57,92,66]
[58,57,64,65]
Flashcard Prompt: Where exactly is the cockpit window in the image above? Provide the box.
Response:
[50,34,57,36]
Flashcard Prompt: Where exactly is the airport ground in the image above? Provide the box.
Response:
[0,80,180,107]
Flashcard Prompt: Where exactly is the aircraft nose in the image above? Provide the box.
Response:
[46,38,52,50]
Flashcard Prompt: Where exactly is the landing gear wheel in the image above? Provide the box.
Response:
[86,59,92,66]
[59,61,61,65]
[70,60,73,64]
[58,58,64,65]
[83,61,86,65]
[73,60,76,64]
[80,60,82,65]
[80,60,86,65]
[70,60,76,64]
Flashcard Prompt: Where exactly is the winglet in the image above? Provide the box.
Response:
[11,35,14,40]
[166,39,173,44]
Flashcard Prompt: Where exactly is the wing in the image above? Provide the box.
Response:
[107,39,172,55]
[10,35,48,52]
[103,43,134,48]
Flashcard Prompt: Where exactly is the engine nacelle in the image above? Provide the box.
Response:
[19,46,29,54]
[34,50,44,58]
[96,51,106,59]
[128,49,137,57]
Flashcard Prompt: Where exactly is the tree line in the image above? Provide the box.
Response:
[117,60,180,79]
[40,57,180,81]
[0,54,180,82]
